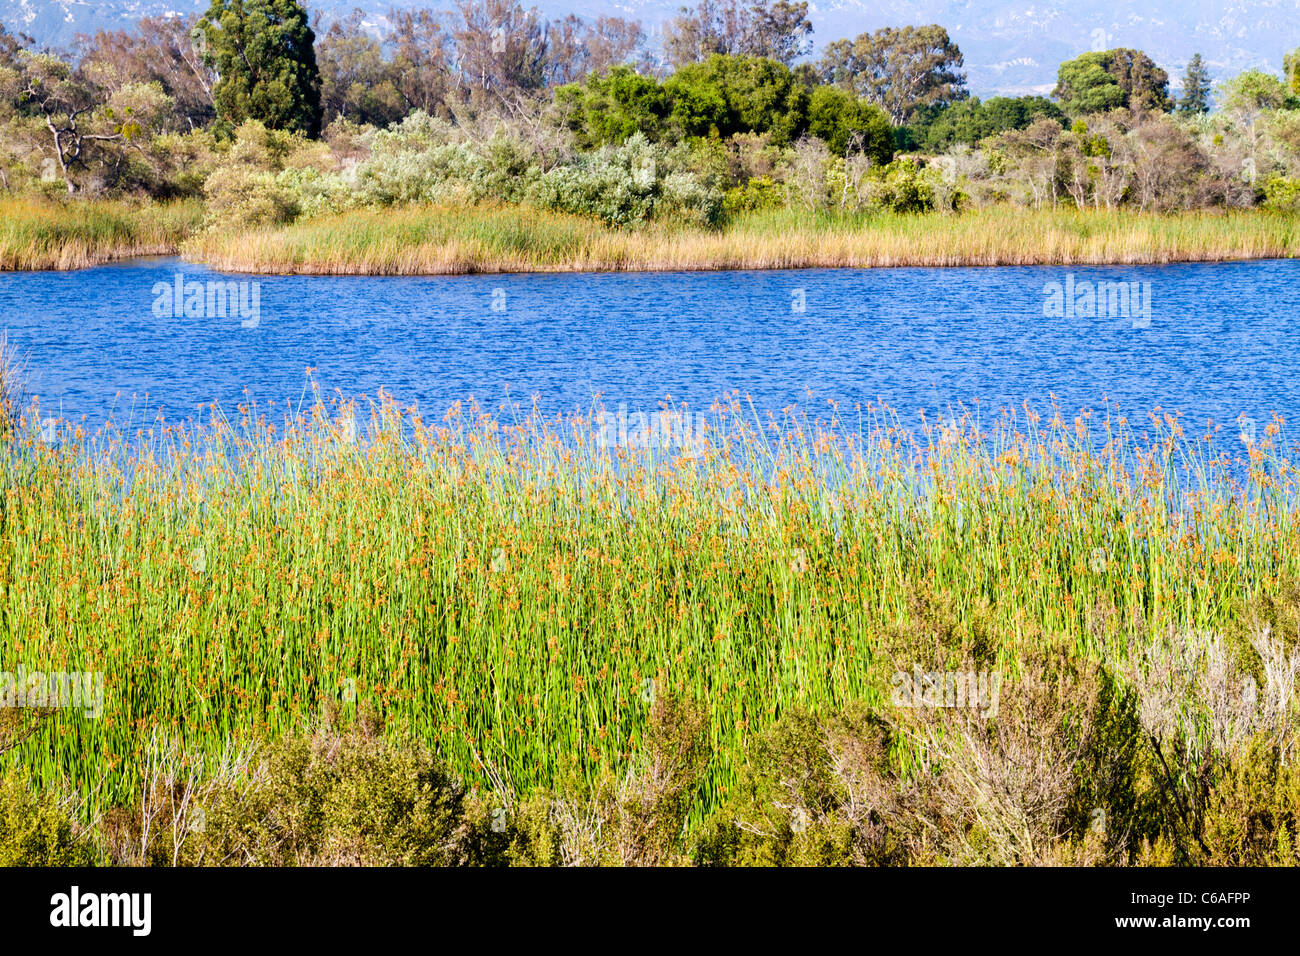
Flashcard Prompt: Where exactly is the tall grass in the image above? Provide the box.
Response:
[1,390,1296,822]
[0,334,23,441]
[7,198,1296,274]
[0,197,202,270]
[184,204,1300,274]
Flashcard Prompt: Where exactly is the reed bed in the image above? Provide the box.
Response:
[5,198,1295,274]
[0,197,202,270]
[1,389,1297,822]
[185,204,1300,275]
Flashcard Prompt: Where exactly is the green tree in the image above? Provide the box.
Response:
[1286,48,1300,96]
[916,94,1063,150]
[1,47,171,194]
[985,95,1063,128]
[556,54,897,155]
[1176,53,1212,114]
[196,0,322,136]
[1053,52,1125,114]
[317,9,406,127]
[555,65,672,147]
[806,84,893,161]
[1053,48,1171,115]
[663,53,808,145]
[1106,48,1173,112]
[818,24,966,125]
[1216,70,1296,185]
[1219,69,1295,115]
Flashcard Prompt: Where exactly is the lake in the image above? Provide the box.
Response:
[1,256,1296,438]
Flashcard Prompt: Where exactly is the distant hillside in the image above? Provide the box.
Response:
[4,0,1299,95]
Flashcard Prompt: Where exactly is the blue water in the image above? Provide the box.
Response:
[1,256,1296,436]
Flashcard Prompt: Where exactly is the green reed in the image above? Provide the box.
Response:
[0,391,1295,821]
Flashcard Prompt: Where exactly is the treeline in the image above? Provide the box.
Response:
[3,0,1300,224]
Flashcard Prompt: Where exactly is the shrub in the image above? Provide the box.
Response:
[355,142,482,206]
[495,695,711,866]
[274,165,357,220]
[655,171,725,227]
[533,133,721,227]
[698,612,1168,868]
[697,705,913,867]
[866,158,939,213]
[193,716,469,866]
[145,131,220,200]
[0,775,95,866]
[1199,736,1300,865]
[534,159,655,226]
[352,112,542,208]
[201,121,324,227]
[722,176,783,218]
[204,164,301,227]
[1263,176,1300,212]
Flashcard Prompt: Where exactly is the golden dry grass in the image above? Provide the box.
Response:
[0,197,202,270]
[6,198,1297,274]
[184,203,1300,275]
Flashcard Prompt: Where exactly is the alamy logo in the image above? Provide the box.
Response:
[891,666,1002,718]
[1042,273,1152,328]
[596,404,709,456]
[0,666,102,717]
[152,273,261,328]
[50,886,151,936]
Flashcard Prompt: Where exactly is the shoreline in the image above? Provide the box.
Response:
[177,247,1296,277]
[5,201,1299,275]
[7,247,1293,276]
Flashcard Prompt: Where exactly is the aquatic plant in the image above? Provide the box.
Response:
[183,203,1300,275]
[0,198,203,270]
[1,384,1297,829]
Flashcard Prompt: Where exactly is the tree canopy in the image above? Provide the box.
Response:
[1053,48,1172,115]
[1177,54,1212,114]
[914,95,1064,150]
[663,0,812,68]
[556,52,893,163]
[818,25,967,125]
[197,0,322,136]
[806,84,893,160]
